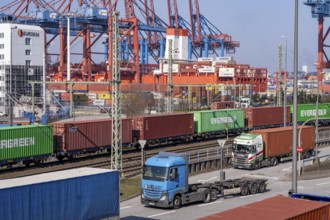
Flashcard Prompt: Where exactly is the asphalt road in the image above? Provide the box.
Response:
[120,146,330,220]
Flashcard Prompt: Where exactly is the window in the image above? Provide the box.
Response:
[0,54,4,60]
[26,60,31,66]
[0,33,4,38]
[0,44,4,49]
[25,50,31,55]
[25,38,31,45]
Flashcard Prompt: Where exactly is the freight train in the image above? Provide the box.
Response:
[0,103,326,168]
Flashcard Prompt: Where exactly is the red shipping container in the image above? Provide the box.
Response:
[199,195,330,220]
[52,118,132,154]
[88,84,110,92]
[210,101,235,110]
[132,113,194,140]
[245,106,291,128]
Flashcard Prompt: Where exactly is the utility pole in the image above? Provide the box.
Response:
[167,39,173,113]
[111,11,122,173]
[277,45,282,106]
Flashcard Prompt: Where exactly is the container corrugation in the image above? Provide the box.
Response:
[132,113,194,140]
[198,195,330,220]
[210,101,235,110]
[52,118,132,153]
[193,109,245,134]
[245,106,291,128]
[72,84,88,91]
[250,126,315,158]
[0,125,53,162]
[0,168,119,220]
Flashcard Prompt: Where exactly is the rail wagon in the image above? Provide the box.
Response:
[192,109,245,136]
[52,118,132,160]
[0,125,53,166]
[290,103,330,124]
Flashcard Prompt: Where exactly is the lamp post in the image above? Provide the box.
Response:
[290,0,299,194]
[9,26,17,126]
[281,36,288,126]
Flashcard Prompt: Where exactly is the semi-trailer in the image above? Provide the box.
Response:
[232,126,315,169]
[141,152,268,209]
[0,167,120,220]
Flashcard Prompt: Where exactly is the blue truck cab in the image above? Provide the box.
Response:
[141,152,189,208]
[141,152,216,209]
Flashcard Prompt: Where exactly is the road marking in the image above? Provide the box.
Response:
[197,176,217,183]
[243,174,279,180]
[120,206,132,210]
[240,194,258,199]
[317,182,330,186]
[198,200,223,207]
[148,210,176,218]
[282,167,292,171]
[298,186,304,189]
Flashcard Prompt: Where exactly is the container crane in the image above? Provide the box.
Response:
[188,0,239,59]
[305,0,330,91]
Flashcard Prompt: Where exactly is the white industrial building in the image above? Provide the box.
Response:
[0,23,44,115]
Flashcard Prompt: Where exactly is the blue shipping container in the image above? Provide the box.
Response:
[0,167,119,220]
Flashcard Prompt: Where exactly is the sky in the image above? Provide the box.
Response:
[0,0,324,73]
[181,0,320,73]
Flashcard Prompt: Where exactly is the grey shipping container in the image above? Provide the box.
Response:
[132,113,194,140]
[0,167,120,220]
[245,106,291,128]
[250,126,315,158]
[198,195,330,220]
[52,118,132,153]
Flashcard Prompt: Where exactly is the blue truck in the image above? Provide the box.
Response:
[141,152,268,209]
[0,167,120,220]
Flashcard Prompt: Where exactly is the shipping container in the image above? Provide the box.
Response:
[132,113,194,141]
[198,195,330,220]
[210,101,235,110]
[52,118,132,156]
[245,106,291,128]
[192,109,245,134]
[0,125,53,165]
[250,126,315,158]
[290,103,330,123]
[59,92,70,102]
[0,168,120,220]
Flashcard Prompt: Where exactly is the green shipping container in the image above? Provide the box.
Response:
[290,103,330,123]
[0,125,53,162]
[192,109,245,134]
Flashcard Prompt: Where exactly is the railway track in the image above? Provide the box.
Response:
[1,126,330,180]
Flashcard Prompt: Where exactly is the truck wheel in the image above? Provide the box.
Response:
[258,182,266,193]
[254,161,260,170]
[249,183,258,194]
[240,185,249,196]
[271,157,278,166]
[211,189,218,200]
[203,190,211,203]
[173,195,182,209]
[266,158,271,167]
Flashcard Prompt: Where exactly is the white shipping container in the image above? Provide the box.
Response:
[93,99,105,106]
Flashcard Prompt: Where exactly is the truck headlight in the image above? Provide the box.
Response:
[160,192,167,201]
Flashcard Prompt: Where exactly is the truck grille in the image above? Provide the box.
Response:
[144,185,162,199]
[234,154,248,166]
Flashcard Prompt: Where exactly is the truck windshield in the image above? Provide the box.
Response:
[233,144,251,154]
[143,166,168,182]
